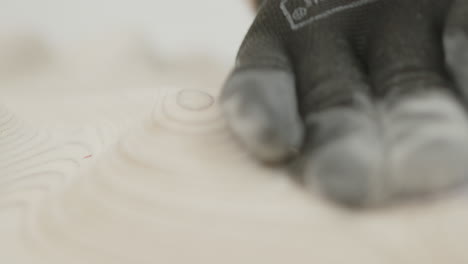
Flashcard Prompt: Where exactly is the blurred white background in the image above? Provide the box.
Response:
[0,0,253,62]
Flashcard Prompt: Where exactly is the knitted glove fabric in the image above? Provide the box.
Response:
[222,0,468,207]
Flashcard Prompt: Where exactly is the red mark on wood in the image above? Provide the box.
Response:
[83,155,93,159]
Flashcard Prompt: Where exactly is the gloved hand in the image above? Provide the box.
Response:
[221,0,468,207]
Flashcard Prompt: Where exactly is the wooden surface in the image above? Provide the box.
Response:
[1,33,468,264]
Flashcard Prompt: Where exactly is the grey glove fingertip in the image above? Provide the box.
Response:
[221,69,304,163]
[297,104,386,208]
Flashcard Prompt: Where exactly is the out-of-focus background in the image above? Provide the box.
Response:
[0,0,253,128]
[0,0,252,63]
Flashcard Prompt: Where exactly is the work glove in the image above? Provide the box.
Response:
[221,0,468,207]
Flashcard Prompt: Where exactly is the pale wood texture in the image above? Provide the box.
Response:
[1,32,468,264]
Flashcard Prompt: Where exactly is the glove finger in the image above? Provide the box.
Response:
[368,0,468,201]
[291,31,385,207]
[221,27,304,163]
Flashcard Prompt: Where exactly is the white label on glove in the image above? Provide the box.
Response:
[281,0,380,30]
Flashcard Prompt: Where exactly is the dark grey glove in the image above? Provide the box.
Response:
[221,0,468,207]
